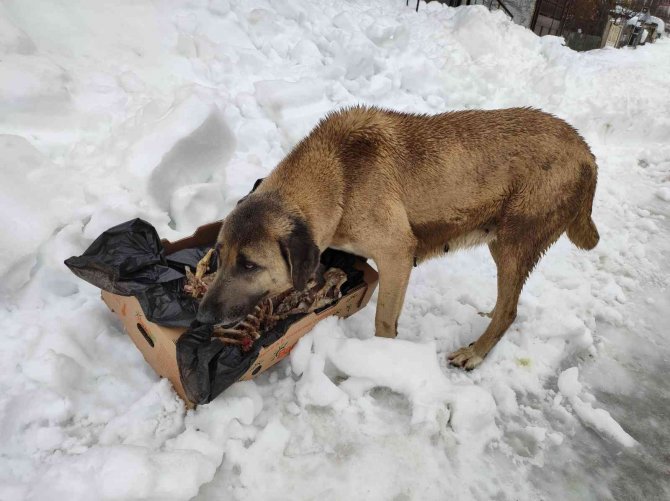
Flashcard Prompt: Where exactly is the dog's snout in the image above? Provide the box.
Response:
[196,295,221,324]
[196,306,218,324]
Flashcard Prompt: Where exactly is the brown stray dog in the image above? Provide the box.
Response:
[197,106,599,369]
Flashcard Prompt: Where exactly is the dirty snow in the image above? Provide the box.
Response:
[1,1,669,500]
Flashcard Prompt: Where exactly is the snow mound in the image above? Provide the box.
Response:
[0,135,85,295]
[293,319,499,447]
[1,0,669,499]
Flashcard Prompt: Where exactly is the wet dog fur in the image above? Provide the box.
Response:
[197,106,599,369]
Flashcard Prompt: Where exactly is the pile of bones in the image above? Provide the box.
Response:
[184,249,348,351]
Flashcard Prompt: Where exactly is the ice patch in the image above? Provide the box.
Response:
[558,367,636,447]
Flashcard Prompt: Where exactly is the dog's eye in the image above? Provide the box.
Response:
[243,262,257,271]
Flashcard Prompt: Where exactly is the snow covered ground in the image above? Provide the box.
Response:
[1,0,669,499]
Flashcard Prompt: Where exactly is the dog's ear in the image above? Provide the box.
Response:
[237,178,265,206]
[279,218,320,291]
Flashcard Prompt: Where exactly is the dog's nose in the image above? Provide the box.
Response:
[196,308,217,324]
[196,300,220,324]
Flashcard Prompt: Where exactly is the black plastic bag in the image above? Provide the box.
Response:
[65,219,182,295]
[177,316,300,404]
[177,250,364,404]
[65,218,215,327]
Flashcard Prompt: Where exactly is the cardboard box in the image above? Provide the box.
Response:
[101,221,378,407]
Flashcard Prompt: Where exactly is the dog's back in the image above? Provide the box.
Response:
[268,106,598,259]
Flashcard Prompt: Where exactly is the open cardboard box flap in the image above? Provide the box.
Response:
[101,220,378,407]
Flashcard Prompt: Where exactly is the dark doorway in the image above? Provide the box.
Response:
[530,0,573,36]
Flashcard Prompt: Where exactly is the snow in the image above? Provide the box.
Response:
[557,367,636,447]
[1,0,669,500]
[648,16,666,36]
[557,366,582,398]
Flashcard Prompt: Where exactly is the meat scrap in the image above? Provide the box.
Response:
[183,248,216,299]
[212,267,348,351]
[184,248,348,351]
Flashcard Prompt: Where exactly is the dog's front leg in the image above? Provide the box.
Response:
[374,252,413,338]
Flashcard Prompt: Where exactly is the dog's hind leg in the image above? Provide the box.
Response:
[476,241,506,320]
[448,239,533,369]
[448,224,563,370]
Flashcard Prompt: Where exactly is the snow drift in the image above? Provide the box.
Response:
[1,0,669,500]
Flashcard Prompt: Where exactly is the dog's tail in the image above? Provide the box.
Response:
[568,213,599,250]
[567,162,599,250]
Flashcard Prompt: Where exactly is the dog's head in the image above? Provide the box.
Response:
[196,193,320,325]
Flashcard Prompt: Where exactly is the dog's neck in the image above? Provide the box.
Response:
[270,183,342,251]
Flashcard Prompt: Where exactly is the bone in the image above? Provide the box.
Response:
[208,265,348,351]
[184,249,216,299]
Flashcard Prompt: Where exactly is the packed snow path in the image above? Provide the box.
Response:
[1,1,669,500]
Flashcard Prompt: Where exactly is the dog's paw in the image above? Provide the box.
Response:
[447,345,484,370]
